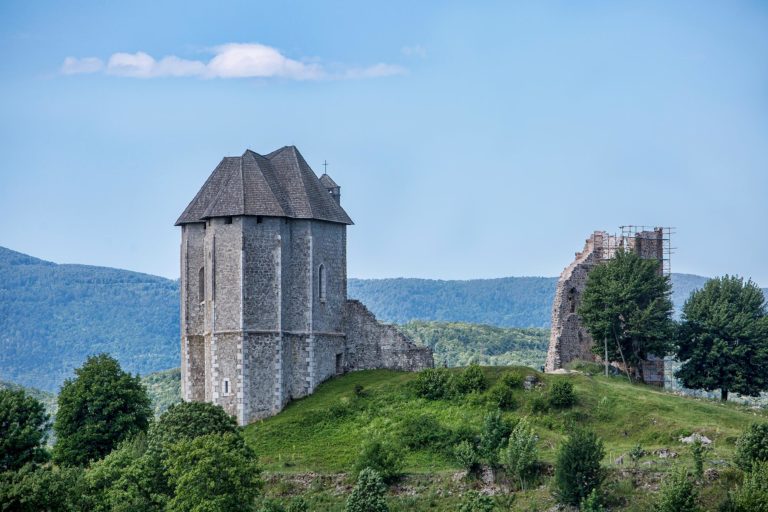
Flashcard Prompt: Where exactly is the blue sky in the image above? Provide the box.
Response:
[1,1,766,285]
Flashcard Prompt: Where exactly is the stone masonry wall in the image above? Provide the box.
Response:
[344,300,433,371]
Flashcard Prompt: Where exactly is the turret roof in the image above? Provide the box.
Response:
[175,146,353,225]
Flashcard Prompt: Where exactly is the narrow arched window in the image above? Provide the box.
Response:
[318,264,326,302]
[198,266,205,303]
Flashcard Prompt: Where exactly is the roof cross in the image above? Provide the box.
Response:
[322,160,328,174]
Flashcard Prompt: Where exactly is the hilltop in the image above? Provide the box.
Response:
[1,245,765,392]
[244,367,767,511]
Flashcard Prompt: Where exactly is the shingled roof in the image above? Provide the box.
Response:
[175,146,353,226]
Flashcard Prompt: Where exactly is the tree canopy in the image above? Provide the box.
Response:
[0,388,49,472]
[53,353,152,466]
[579,250,674,380]
[675,275,768,401]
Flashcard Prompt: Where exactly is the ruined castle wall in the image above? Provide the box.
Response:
[344,300,433,371]
[544,232,605,372]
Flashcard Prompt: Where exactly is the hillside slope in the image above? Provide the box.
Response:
[245,367,767,510]
[0,246,179,392]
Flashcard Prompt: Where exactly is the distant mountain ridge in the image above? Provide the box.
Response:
[0,245,764,392]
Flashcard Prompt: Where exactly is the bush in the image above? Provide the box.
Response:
[499,372,524,389]
[399,414,451,450]
[548,380,576,409]
[727,461,768,512]
[488,382,518,411]
[554,429,604,506]
[580,488,604,512]
[454,364,488,395]
[454,440,480,473]
[503,418,539,489]
[458,490,495,512]
[0,463,86,511]
[735,423,768,471]
[530,393,549,414]
[478,410,512,465]
[0,388,50,471]
[345,468,389,512]
[691,439,707,478]
[629,443,645,466]
[353,440,403,483]
[413,368,452,400]
[654,470,699,512]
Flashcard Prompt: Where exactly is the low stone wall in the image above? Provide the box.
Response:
[344,300,433,371]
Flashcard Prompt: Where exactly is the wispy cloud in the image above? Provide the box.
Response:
[61,43,404,81]
[401,45,427,58]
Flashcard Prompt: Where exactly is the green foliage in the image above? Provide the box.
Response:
[398,414,451,451]
[554,429,605,506]
[580,488,604,512]
[0,388,49,472]
[654,470,700,512]
[0,463,86,512]
[453,364,488,395]
[478,410,511,465]
[53,353,152,466]
[548,380,576,408]
[413,368,453,400]
[579,249,675,379]
[488,381,518,410]
[735,422,768,470]
[148,401,238,454]
[529,392,549,414]
[676,275,768,401]
[726,462,768,512]
[353,440,403,484]
[691,439,707,478]
[502,418,539,489]
[457,491,496,512]
[345,467,389,512]
[165,433,262,512]
[453,440,480,473]
[629,443,645,465]
[141,368,181,416]
[0,246,179,393]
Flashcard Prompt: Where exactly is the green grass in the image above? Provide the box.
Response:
[244,366,767,510]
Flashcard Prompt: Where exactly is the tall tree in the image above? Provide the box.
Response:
[579,250,674,380]
[0,388,50,471]
[53,353,152,466]
[675,276,768,401]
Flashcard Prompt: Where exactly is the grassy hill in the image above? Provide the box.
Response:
[245,367,767,511]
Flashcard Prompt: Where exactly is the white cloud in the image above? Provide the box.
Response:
[343,63,407,79]
[62,43,403,81]
[61,57,103,75]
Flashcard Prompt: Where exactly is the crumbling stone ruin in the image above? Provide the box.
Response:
[176,146,433,424]
[544,227,668,385]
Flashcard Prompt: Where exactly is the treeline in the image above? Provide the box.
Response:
[400,321,549,369]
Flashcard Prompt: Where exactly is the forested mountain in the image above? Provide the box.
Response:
[0,246,179,392]
[1,245,764,392]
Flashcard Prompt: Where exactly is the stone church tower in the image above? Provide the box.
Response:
[176,146,432,424]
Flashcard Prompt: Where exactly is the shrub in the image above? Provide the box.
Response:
[502,418,539,489]
[580,488,605,512]
[488,382,518,411]
[726,461,768,512]
[654,470,699,512]
[554,429,604,506]
[454,364,488,395]
[478,410,512,465]
[548,380,576,409]
[735,423,768,471]
[458,490,495,512]
[0,388,50,471]
[454,440,480,473]
[530,393,549,414]
[345,468,389,512]
[399,414,451,450]
[629,443,645,466]
[287,497,309,512]
[353,384,366,398]
[353,440,403,483]
[413,368,452,400]
[691,439,707,479]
